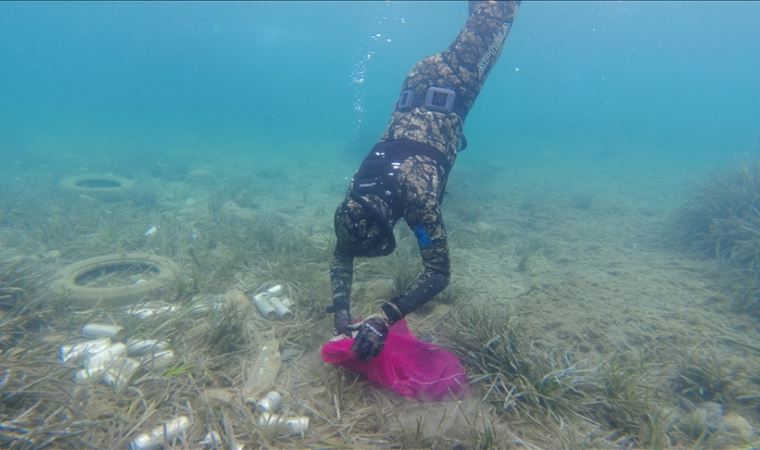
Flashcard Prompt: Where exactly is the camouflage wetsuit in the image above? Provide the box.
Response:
[330,1,520,326]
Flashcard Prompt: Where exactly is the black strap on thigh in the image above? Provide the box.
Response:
[396,86,468,120]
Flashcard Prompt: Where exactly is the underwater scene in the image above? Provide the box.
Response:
[1,1,759,448]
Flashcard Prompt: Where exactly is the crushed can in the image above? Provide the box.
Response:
[74,365,108,384]
[126,339,169,357]
[101,357,141,390]
[255,390,282,413]
[60,338,112,364]
[86,342,127,369]
[267,297,293,320]
[265,284,283,296]
[82,323,124,339]
[258,413,309,437]
[141,349,175,370]
[251,292,276,320]
[129,415,189,450]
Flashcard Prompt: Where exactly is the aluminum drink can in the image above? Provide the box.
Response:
[129,416,189,450]
[60,338,111,364]
[251,292,276,320]
[255,390,282,413]
[86,343,127,369]
[82,323,123,339]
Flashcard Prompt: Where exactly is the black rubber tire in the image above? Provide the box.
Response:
[60,174,135,198]
[50,253,180,308]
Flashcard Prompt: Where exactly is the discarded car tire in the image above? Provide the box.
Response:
[51,253,180,308]
[60,174,135,198]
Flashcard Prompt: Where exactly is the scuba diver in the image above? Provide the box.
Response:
[328,0,521,361]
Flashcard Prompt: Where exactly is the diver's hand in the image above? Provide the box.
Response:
[333,309,352,337]
[349,315,390,361]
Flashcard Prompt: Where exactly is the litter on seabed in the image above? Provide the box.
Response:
[125,303,178,319]
[242,340,281,404]
[268,297,293,320]
[140,349,175,370]
[126,339,169,356]
[255,390,282,413]
[101,357,141,390]
[251,291,276,319]
[250,284,293,320]
[258,413,309,437]
[82,323,123,339]
[73,343,129,384]
[129,416,189,450]
[198,431,245,450]
[60,338,112,364]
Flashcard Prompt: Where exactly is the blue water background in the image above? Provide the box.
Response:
[1,1,758,182]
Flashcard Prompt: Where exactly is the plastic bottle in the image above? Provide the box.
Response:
[101,357,141,390]
[242,340,281,404]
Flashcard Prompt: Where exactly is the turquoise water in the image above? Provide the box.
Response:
[2,1,758,176]
[2,4,760,447]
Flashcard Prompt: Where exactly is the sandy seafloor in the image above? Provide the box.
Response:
[1,140,758,449]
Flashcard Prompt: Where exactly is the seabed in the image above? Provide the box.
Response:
[1,145,758,449]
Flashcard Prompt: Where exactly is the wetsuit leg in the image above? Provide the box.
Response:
[379,1,520,321]
[381,1,520,163]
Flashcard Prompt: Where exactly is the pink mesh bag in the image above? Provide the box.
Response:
[321,319,469,400]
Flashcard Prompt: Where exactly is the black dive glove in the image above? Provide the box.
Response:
[350,315,390,361]
[333,309,352,337]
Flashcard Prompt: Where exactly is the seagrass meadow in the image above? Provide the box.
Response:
[1,1,760,449]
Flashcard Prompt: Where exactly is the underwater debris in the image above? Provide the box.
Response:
[59,174,136,199]
[50,253,180,308]
[251,290,276,319]
[242,340,281,404]
[258,413,309,438]
[82,323,123,339]
[85,342,127,368]
[59,316,176,391]
[250,284,294,320]
[268,296,293,320]
[197,430,244,450]
[72,342,129,384]
[126,339,169,356]
[255,390,283,413]
[60,338,112,364]
[126,303,179,319]
[100,356,141,390]
[199,431,222,449]
[141,349,175,370]
[129,416,190,450]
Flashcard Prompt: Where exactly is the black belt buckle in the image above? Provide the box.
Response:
[396,89,415,111]
[424,86,456,113]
